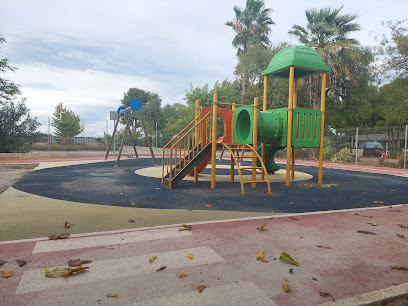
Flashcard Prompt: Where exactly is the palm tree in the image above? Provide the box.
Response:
[289,6,362,109]
[226,0,275,93]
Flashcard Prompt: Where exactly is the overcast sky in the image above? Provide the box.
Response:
[1,0,407,137]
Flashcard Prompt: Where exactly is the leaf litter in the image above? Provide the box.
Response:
[297,184,314,189]
[0,260,7,266]
[106,293,118,297]
[68,259,92,267]
[256,251,268,263]
[179,224,192,231]
[45,266,88,278]
[257,223,266,233]
[397,222,408,228]
[282,279,291,293]
[156,266,166,272]
[279,252,300,266]
[315,244,331,249]
[320,292,335,301]
[149,256,157,263]
[17,260,27,267]
[357,230,376,235]
[48,233,70,240]
[197,285,206,293]
[178,273,188,278]
[367,222,377,226]
[390,266,408,271]
[1,270,14,278]
[187,254,194,259]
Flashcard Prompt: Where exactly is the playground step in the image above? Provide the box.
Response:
[163,143,212,189]
[242,180,268,184]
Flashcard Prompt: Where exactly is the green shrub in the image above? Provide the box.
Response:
[331,147,352,163]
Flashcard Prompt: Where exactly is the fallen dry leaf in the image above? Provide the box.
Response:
[256,251,269,263]
[178,273,188,278]
[48,233,69,240]
[297,183,314,189]
[320,292,335,301]
[315,244,331,249]
[179,224,192,231]
[68,259,92,267]
[257,223,266,233]
[397,222,408,228]
[390,266,408,271]
[45,268,69,278]
[321,183,337,188]
[367,222,377,226]
[131,201,136,206]
[282,279,291,293]
[1,270,14,278]
[128,219,135,223]
[357,230,376,235]
[396,234,405,239]
[156,265,166,272]
[289,216,299,221]
[149,256,157,263]
[197,285,206,293]
[17,260,27,267]
[187,254,194,260]
[256,251,265,259]
[373,201,384,204]
[106,293,118,297]
[45,266,89,278]
[64,221,70,228]
[279,252,300,266]
[205,205,213,208]
[0,260,7,266]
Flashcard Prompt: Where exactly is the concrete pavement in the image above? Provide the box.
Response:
[1,206,407,305]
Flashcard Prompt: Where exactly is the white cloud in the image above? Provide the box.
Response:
[1,0,407,137]
[11,64,169,136]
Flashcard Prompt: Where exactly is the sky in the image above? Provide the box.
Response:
[1,0,407,137]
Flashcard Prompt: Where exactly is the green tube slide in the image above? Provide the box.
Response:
[234,106,288,174]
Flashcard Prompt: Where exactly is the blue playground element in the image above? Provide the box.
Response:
[117,106,126,116]
[129,99,142,111]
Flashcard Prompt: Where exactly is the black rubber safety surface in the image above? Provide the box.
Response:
[13,159,408,213]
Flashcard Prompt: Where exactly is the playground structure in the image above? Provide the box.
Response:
[162,45,330,194]
[105,99,157,167]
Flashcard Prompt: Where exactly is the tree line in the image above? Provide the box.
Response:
[120,1,407,147]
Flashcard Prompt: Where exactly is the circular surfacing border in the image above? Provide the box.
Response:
[136,164,313,182]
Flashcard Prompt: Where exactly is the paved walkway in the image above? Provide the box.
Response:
[1,206,407,305]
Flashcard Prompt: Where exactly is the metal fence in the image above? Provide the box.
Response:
[324,125,407,169]
[36,136,99,144]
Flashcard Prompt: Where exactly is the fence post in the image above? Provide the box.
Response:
[404,124,407,170]
[48,117,50,153]
[355,127,358,166]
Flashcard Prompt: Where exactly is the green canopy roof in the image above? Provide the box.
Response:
[262,45,330,79]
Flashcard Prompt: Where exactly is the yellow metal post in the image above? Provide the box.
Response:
[211,94,218,189]
[291,80,298,180]
[194,100,199,183]
[231,103,236,181]
[252,97,259,188]
[261,75,268,180]
[318,72,327,184]
[286,66,295,186]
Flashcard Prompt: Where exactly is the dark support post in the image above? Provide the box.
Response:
[138,110,157,166]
